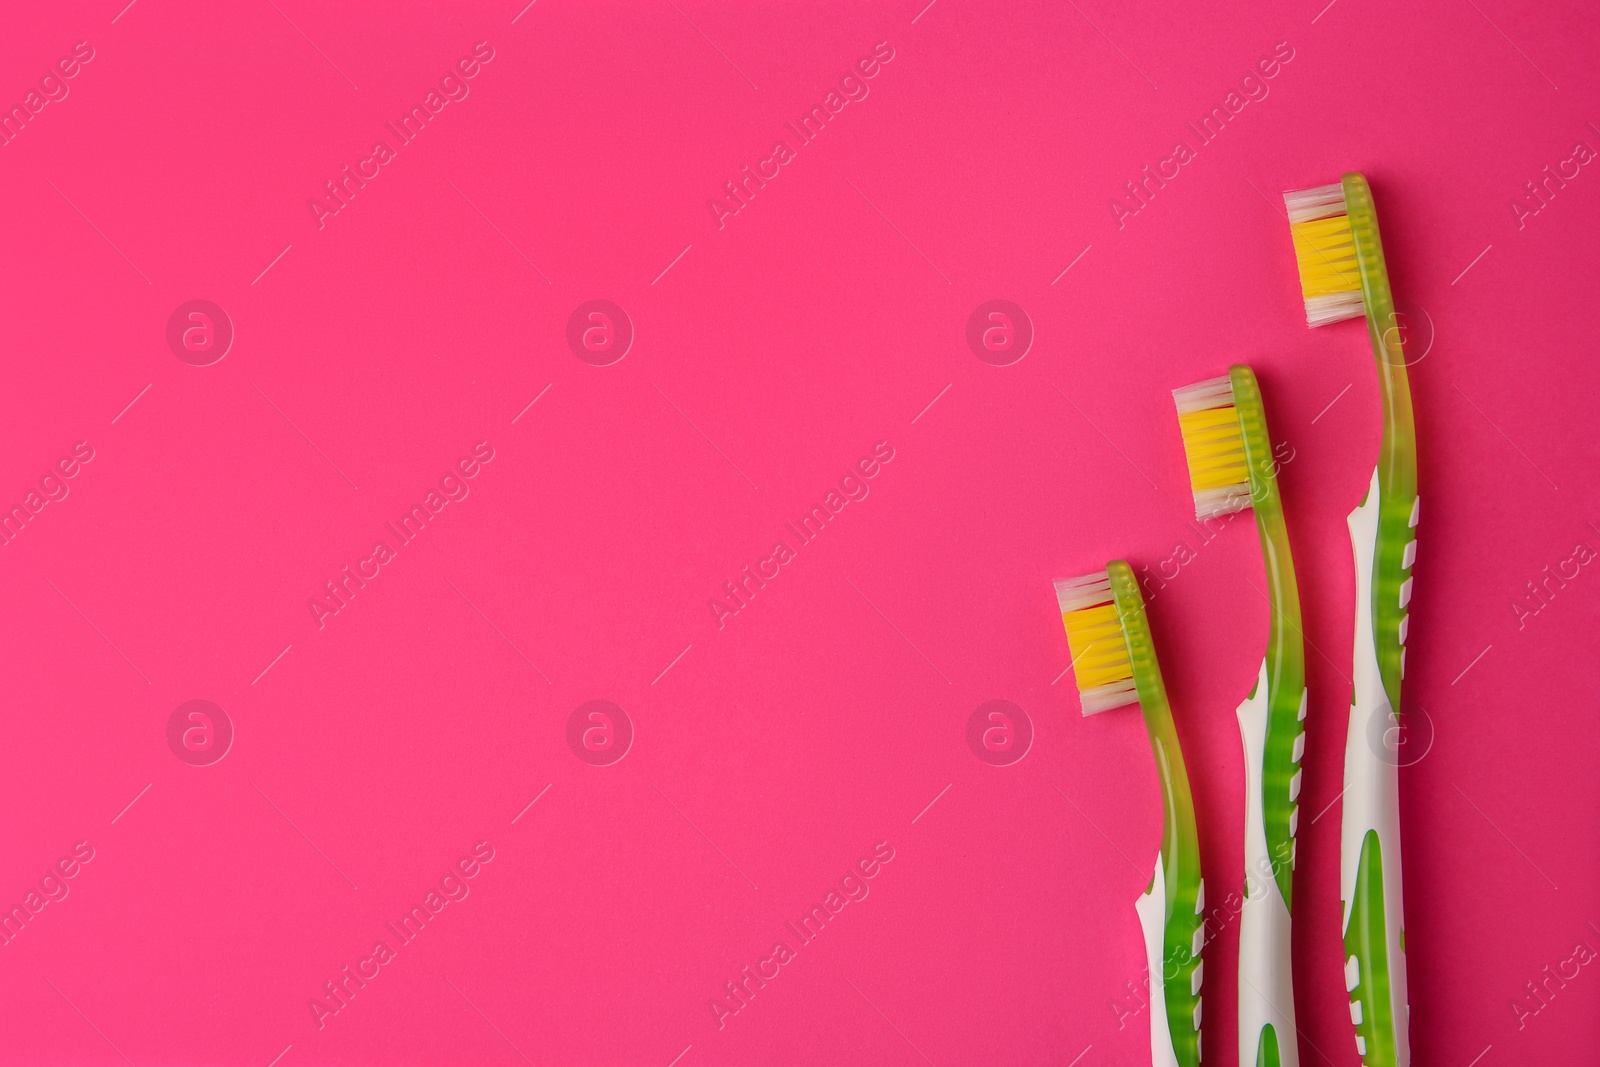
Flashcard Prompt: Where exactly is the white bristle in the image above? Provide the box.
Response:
[1080,681,1139,716]
[1303,291,1365,327]
[1283,182,1347,224]
[1172,375,1234,415]
[1193,486,1252,521]
[1054,571,1112,614]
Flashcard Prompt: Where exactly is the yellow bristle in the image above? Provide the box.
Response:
[1290,214,1360,297]
[1177,406,1247,492]
[1063,603,1132,690]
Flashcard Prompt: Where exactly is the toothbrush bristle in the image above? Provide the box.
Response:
[1284,182,1363,327]
[1054,571,1137,716]
[1173,375,1252,520]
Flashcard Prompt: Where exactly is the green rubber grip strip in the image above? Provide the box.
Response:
[1256,1024,1282,1067]
[1231,364,1307,908]
[1347,830,1397,1065]
[1342,173,1417,714]
[1109,561,1203,1067]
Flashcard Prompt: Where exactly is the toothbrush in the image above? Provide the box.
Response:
[1057,562,1203,1067]
[1284,173,1416,1067]
[1173,366,1307,1067]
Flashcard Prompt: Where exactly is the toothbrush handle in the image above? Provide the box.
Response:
[1237,660,1300,1067]
[1134,850,1203,1067]
[1109,564,1204,1067]
[1131,717,1204,1067]
[1342,470,1411,1067]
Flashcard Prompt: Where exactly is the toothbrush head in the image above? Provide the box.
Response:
[1172,373,1252,521]
[1054,569,1138,715]
[1284,181,1363,327]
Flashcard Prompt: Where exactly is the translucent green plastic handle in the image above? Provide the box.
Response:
[1342,174,1417,715]
[1231,365,1307,908]
[1110,562,1204,1067]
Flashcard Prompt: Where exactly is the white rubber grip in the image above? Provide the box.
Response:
[1344,469,1410,1066]
[1237,658,1299,1067]
[1134,853,1180,1067]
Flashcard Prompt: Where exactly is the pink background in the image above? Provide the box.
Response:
[3,0,1598,1064]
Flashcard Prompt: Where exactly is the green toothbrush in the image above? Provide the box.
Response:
[1173,365,1308,1067]
[1057,562,1204,1067]
[1285,172,1417,1067]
